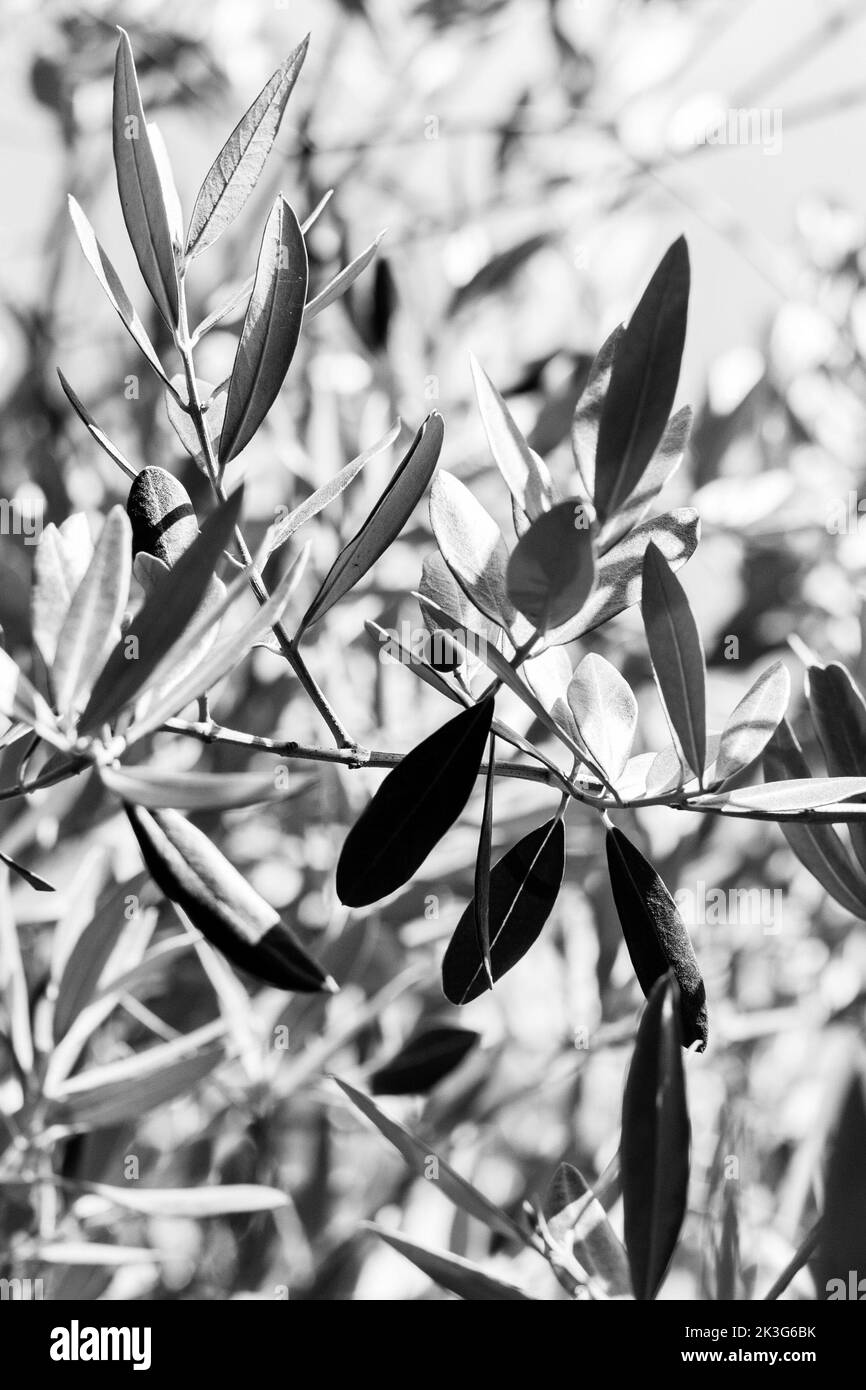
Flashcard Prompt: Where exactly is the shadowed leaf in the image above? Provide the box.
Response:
[641,540,706,781]
[443,818,565,1004]
[368,1225,536,1300]
[336,696,494,907]
[370,1026,480,1095]
[506,499,595,631]
[621,973,691,1300]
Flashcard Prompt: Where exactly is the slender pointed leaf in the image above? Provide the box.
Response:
[126,804,335,992]
[370,1026,480,1095]
[268,420,400,554]
[219,197,308,464]
[598,406,692,554]
[67,196,168,381]
[305,233,386,321]
[712,660,790,785]
[571,323,624,499]
[336,697,494,907]
[186,39,309,260]
[543,1162,632,1298]
[595,238,690,523]
[334,1077,528,1244]
[112,30,179,326]
[51,507,132,719]
[808,661,866,872]
[57,371,137,482]
[475,734,496,986]
[368,1226,535,1300]
[606,827,707,1049]
[763,720,866,919]
[471,354,553,520]
[621,974,691,1300]
[99,765,295,811]
[301,412,444,632]
[641,540,706,780]
[83,1182,289,1218]
[78,489,242,733]
[814,1067,866,1297]
[443,818,565,1004]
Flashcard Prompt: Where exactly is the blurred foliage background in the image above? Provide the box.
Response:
[2,0,866,1299]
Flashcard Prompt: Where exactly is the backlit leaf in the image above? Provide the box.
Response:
[711,660,790,785]
[471,354,553,520]
[51,507,132,719]
[568,654,637,782]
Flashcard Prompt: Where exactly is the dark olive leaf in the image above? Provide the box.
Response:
[450,234,550,315]
[808,662,866,872]
[300,413,444,633]
[78,489,242,734]
[606,826,707,1049]
[336,696,494,907]
[112,30,180,327]
[126,465,198,567]
[545,508,700,647]
[471,354,553,520]
[429,470,516,630]
[595,237,690,523]
[475,734,496,986]
[51,507,132,719]
[711,660,790,786]
[814,1066,866,1297]
[186,38,309,260]
[543,1162,632,1298]
[370,1025,480,1095]
[571,324,624,500]
[268,421,400,555]
[506,499,595,631]
[126,804,336,992]
[57,371,137,482]
[334,1077,529,1245]
[0,851,53,893]
[621,973,691,1300]
[763,720,866,919]
[598,406,692,555]
[641,540,706,781]
[219,196,308,465]
[367,1225,536,1300]
[67,197,168,383]
[443,817,565,1005]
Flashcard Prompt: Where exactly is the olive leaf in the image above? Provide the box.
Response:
[51,507,132,720]
[568,654,638,783]
[430,470,517,631]
[370,1026,480,1095]
[56,371,137,482]
[443,817,566,1004]
[300,412,444,633]
[336,696,494,907]
[814,1066,866,1297]
[595,237,690,523]
[710,660,790,786]
[506,499,596,631]
[218,196,308,465]
[808,661,866,872]
[78,488,243,734]
[763,719,866,919]
[544,509,700,647]
[367,1226,536,1300]
[186,37,309,260]
[470,353,554,520]
[641,540,706,782]
[571,324,624,499]
[112,30,180,327]
[126,805,336,993]
[621,973,691,1300]
[606,826,708,1049]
